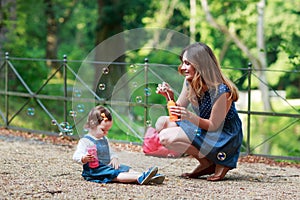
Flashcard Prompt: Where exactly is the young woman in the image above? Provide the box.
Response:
[156,42,243,181]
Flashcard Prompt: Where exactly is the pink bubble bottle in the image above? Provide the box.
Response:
[87,145,99,168]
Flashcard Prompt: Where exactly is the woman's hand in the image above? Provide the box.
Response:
[169,105,192,121]
[109,157,120,169]
[156,82,174,101]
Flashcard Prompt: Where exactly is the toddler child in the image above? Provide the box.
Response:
[73,105,165,184]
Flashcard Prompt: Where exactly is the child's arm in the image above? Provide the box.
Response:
[73,139,92,164]
[107,138,120,169]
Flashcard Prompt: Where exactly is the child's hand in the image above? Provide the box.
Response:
[109,157,120,169]
[81,154,96,164]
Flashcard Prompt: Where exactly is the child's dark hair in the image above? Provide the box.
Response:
[84,106,112,129]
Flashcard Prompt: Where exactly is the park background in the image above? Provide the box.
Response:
[0,0,299,161]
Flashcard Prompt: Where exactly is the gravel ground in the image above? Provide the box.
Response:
[0,130,299,200]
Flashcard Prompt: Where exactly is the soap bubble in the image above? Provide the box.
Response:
[132,82,138,88]
[77,104,85,113]
[83,128,89,134]
[135,96,143,103]
[194,129,201,133]
[194,129,201,137]
[129,64,137,73]
[69,110,77,117]
[59,122,73,136]
[146,120,152,127]
[27,107,35,116]
[59,122,71,130]
[51,120,57,125]
[144,88,152,96]
[73,28,189,143]
[102,67,109,74]
[98,83,106,91]
[73,88,82,97]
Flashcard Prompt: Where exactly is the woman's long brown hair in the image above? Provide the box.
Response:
[178,42,239,103]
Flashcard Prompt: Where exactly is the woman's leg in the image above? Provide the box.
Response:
[155,116,177,133]
[181,158,215,178]
[207,164,231,181]
[158,126,200,156]
[159,127,215,178]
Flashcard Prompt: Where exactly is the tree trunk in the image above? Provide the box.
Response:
[44,0,58,72]
[0,0,16,84]
[0,0,16,56]
[257,0,271,154]
[257,0,272,111]
[94,0,126,100]
[189,0,196,43]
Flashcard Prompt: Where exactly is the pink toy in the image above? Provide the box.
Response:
[143,127,181,158]
[87,145,99,168]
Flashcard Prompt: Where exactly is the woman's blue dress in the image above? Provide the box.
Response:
[178,83,243,168]
[81,135,130,183]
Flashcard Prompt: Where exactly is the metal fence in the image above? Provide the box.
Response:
[0,53,299,161]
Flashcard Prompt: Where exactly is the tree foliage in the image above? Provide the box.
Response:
[0,0,299,155]
[0,0,298,100]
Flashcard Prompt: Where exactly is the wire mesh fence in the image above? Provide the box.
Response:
[0,53,299,161]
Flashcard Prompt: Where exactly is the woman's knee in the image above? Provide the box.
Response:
[158,129,172,146]
[159,128,190,146]
[155,116,169,132]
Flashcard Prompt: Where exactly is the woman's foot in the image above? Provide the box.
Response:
[207,164,231,181]
[181,164,216,179]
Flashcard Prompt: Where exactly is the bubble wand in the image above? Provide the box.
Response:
[165,89,171,101]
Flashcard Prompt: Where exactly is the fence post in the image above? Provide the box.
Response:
[4,52,9,127]
[247,62,252,155]
[144,58,149,133]
[63,55,68,123]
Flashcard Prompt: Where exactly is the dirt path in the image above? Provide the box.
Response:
[0,131,299,200]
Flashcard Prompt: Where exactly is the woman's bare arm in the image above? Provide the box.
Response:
[176,79,190,107]
[180,92,232,131]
